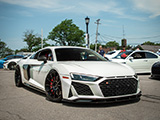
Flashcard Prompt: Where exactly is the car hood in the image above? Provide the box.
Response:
[0,59,5,64]
[57,61,135,77]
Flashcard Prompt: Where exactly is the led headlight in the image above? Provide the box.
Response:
[70,73,101,82]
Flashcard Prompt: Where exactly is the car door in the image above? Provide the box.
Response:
[23,49,53,89]
[126,51,148,73]
[144,51,159,72]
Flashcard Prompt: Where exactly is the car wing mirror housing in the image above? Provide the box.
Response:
[38,56,47,63]
[129,57,133,61]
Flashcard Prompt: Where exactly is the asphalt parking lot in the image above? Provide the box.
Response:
[0,69,160,120]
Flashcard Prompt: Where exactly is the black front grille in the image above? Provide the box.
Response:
[72,82,93,95]
[99,78,137,97]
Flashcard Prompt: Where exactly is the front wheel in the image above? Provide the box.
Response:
[15,66,23,87]
[8,62,16,70]
[45,70,62,102]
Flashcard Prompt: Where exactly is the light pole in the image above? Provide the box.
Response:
[41,28,43,49]
[85,16,90,48]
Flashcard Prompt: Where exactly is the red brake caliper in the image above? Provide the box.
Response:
[50,79,54,94]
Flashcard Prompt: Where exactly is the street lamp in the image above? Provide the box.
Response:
[85,16,90,48]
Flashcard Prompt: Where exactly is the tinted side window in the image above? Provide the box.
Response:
[131,52,146,59]
[106,51,115,55]
[7,56,14,60]
[30,49,53,61]
[30,53,37,59]
[145,52,158,58]
[15,56,23,58]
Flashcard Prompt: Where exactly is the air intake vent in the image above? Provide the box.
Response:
[72,82,93,95]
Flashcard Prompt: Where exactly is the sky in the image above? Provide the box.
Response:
[0,0,160,50]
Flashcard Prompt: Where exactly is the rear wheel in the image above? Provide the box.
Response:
[45,70,62,102]
[8,62,16,70]
[15,66,23,87]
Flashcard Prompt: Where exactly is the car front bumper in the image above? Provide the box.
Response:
[62,75,141,103]
[3,63,8,69]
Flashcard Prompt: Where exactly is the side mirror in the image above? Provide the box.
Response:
[38,56,47,63]
[129,57,133,61]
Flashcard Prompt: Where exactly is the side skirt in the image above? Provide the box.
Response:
[24,82,45,94]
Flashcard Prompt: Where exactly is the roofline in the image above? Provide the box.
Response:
[42,46,87,50]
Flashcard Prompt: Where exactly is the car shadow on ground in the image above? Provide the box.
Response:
[62,98,140,108]
[23,86,46,97]
[149,77,160,81]
[142,94,160,101]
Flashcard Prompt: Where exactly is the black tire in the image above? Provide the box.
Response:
[15,66,23,87]
[8,62,16,70]
[45,70,62,102]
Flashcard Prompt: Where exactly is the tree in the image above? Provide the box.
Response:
[90,43,101,51]
[0,39,13,58]
[142,41,160,46]
[32,38,51,52]
[23,30,42,52]
[48,19,85,46]
[105,41,119,48]
[15,48,29,55]
[142,41,155,45]
[0,39,6,50]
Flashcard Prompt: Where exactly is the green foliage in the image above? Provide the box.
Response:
[90,43,102,51]
[15,48,29,54]
[0,39,13,58]
[126,45,132,50]
[0,39,6,49]
[105,41,119,47]
[23,30,42,52]
[23,30,49,52]
[142,41,155,45]
[48,19,85,46]
[142,41,160,46]
[32,38,51,52]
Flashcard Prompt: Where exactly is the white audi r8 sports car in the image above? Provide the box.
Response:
[15,46,141,103]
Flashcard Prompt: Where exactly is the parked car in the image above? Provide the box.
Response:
[156,49,160,56]
[111,50,160,74]
[105,50,121,59]
[151,62,160,79]
[15,46,141,103]
[0,55,24,69]
[3,54,31,70]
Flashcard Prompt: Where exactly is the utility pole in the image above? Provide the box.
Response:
[41,28,43,49]
[95,19,100,52]
[122,25,125,39]
[122,25,127,47]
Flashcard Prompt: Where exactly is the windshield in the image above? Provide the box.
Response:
[55,48,107,61]
[106,51,116,55]
[114,51,133,59]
